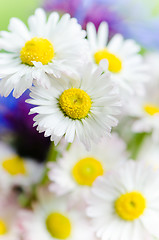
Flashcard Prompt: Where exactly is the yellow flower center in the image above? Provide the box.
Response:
[2,156,27,176]
[72,157,104,186]
[94,48,122,73]
[20,37,54,66]
[46,212,71,239]
[115,191,146,221]
[143,104,159,116]
[59,88,92,120]
[0,219,7,235]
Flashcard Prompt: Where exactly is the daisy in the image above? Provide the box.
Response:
[48,133,128,197]
[0,8,87,98]
[87,160,159,240]
[86,21,148,97]
[127,53,159,139]
[0,142,43,193]
[19,188,95,240]
[27,62,121,149]
[0,192,21,240]
[127,79,159,141]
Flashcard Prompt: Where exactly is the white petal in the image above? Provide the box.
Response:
[97,21,109,49]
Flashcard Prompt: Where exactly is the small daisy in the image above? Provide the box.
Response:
[0,142,43,192]
[86,22,148,97]
[48,134,127,197]
[19,189,95,240]
[0,8,87,98]
[27,62,121,149]
[87,160,159,240]
[0,192,21,240]
[127,80,159,141]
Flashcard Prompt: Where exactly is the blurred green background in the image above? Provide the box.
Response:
[0,0,43,30]
[140,0,159,17]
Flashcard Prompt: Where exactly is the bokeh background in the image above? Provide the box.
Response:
[0,0,43,30]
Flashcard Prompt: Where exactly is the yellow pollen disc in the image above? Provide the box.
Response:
[59,88,92,120]
[143,104,159,116]
[94,48,122,73]
[0,219,7,235]
[2,156,27,176]
[115,191,146,221]
[72,157,104,186]
[46,212,71,239]
[20,37,54,66]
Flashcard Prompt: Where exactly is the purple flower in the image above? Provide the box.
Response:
[43,0,159,50]
[80,4,124,37]
[44,0,81,16]
[0,92,50,162]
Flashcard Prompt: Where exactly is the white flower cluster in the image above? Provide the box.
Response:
[0,8,148,149]
[1,8,159,240]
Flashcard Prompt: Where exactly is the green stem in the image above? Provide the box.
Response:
[40,142,58,184]
[40,141,72,184]
[127,132,149,160]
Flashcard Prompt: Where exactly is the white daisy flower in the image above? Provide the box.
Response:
[86,22,148,97]
[0,142,43,192]
[19,189,95,240]
[48,134,128,197]
[87,160,159,240]
[27,63,121,149]
[0,8,87,98]
[127,80,159,141]
[0,192,21,240]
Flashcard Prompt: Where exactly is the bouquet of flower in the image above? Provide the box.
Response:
[0,1,159,239]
